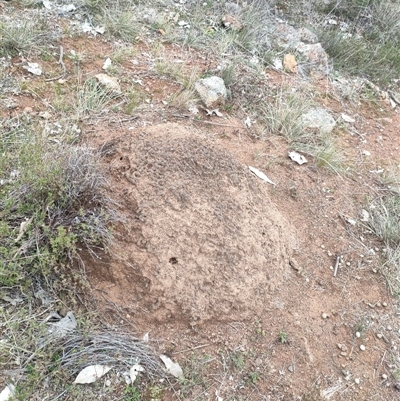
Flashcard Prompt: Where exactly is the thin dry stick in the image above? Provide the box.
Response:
[45,46,67,82]
[333,255,341,277]
[172,343,210,354]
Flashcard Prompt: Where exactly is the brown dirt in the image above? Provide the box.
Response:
[2,17,400,400]
[91,122,295,326]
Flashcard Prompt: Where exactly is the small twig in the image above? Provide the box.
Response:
[45,46,67,82]
[58,46,66,74]
[193,119,240,128]
[172,114,240,128]
[172,343,210,354]
[333,255,341,277]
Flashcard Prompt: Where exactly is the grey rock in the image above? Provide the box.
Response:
[225,2,242,15]
[296,42,330,74]
[301,108,336,134]
[299,27,319,44]
[94,73,121,94]
[194,76,227,108]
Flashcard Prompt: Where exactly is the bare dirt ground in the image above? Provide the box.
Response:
[2,4,400,399]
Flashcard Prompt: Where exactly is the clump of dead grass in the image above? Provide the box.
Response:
[259,90,343,172]
[1,302,166,400]
[0,15,53,55]
[0,117,116,289]
[367,169,400,296]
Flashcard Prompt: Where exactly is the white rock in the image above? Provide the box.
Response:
[301,108,336,134]
[0,384,16,401]
[360,209,369,222]
[23,62,42,76]
[194,76,227,108]
[341,113,355,123]
[360,344,366,351]
[95,73,121,94]
[102,58,112,70]
[42,0,52,10]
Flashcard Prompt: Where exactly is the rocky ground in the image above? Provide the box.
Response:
[1,1,400,400]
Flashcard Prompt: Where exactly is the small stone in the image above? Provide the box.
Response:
[356,332,361,338]
[387,326,392,331]
[360,345,366,351]
[355,378,360,384]
[377,333,383,339]
[376,302,381,307]
[221,15,243,31]
[346,262,351,266]
[342,369,350,379]
[383,302,388,307]
[382,374,388,380]
[95,73,121,94]
[283,54,298,73]
[321,312,329,319]
[194,76,227,108]
[105,379,111,387]
[321,245,325,249]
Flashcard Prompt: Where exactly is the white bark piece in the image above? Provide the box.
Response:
[23,63,42,76]
[341,113,355,123]
[129,364,145,383]
[42,0,52,9]
[288,151,307,165]
[0,384,15,401]
[160,355,184,379]
[249,166,276,185]
[102,58,112,70]
[74,365,112,384]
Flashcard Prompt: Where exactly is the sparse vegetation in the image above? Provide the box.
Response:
[260,90,344,171]
[368,180,400,296]
[278,331,288,344]
[0,16,53,55]
[1,0,400,400]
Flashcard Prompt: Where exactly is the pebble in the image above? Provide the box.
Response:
[377,333,383,339]
[355,378,360,384]
[382,374,388,380]
[321,312,329,319]
[383,302,388,307]
[105,379,111,387]
[360,345,366,351]
[387,326,392,331]
[346,262,351,266]
[356,331,361,338]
